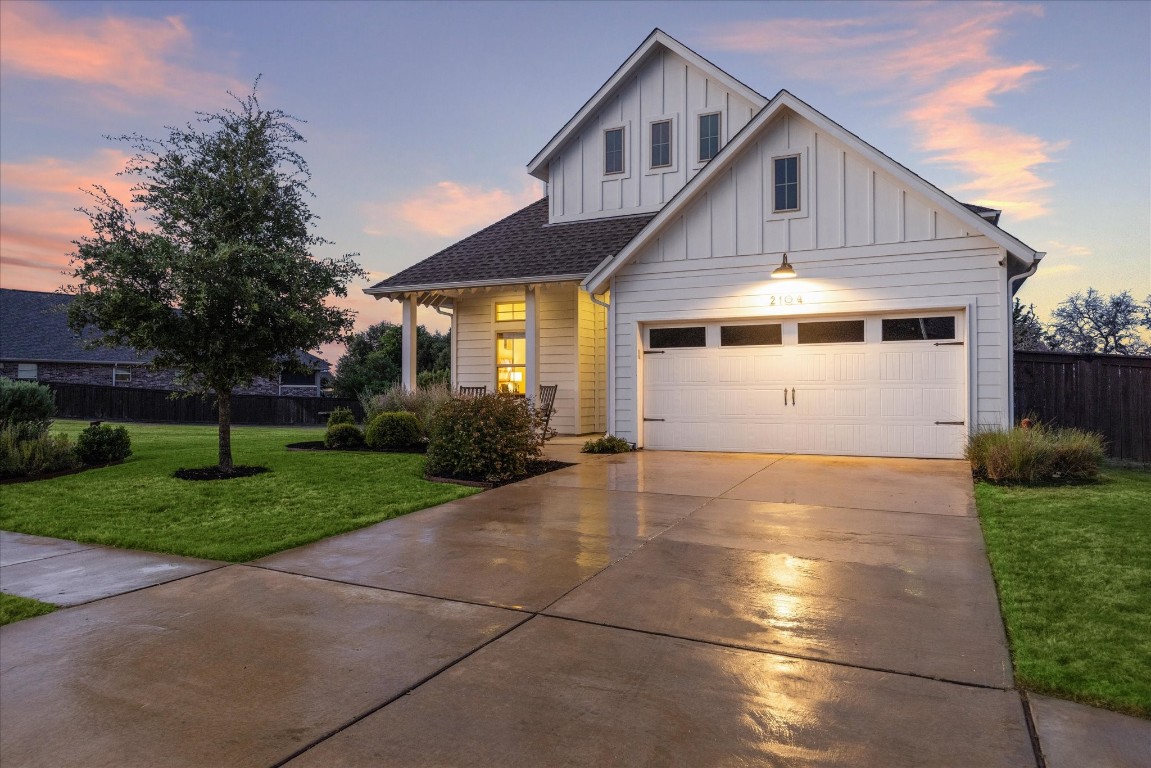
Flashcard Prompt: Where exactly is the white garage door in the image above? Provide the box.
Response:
[642,313,967,459]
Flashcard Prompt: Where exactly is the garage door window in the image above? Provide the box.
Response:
[882,317,956,342]
[720,324,782,346]
[797,320,864,344]
[649,327,706,349]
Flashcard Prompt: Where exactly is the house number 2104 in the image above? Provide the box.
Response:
[768,294,804,306]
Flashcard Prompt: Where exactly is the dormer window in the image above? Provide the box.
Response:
[698,112,721,162]
[773,155,800,212]
[604,127,625,174]
[650,120,671,169]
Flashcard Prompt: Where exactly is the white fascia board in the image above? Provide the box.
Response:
[526,29,768,182]
[584,90,1040,294]
[363,274,586,299]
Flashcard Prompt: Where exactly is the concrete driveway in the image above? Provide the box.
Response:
[1,451,1039,766]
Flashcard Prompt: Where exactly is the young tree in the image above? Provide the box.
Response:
[331,321,451,397]
[67,84,365,473]
[1046,289,1150,355]
[1011,298,1049,351]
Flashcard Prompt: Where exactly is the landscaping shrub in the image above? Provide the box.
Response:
[324,423,364,449]
[362,383,453,431]
[582,434,633,454]
[425,394,545,482]
[0,427,80,479]
[417,369,450,389]
[967,423,1105,484]
[75,424,132,465]
[326,407,356,427]
[365,412,423,450]
[0,378,55,433]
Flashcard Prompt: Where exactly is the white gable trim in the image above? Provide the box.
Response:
[584,90,1040,294]
[526,28,767,182]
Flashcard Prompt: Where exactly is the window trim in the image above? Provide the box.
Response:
[648,118,673,171]
[766,147,809,221]
[494,301,527,322]
[696,111,722,164]
[16,363,37,380]
[772,154,801,213]
[495,331,526,395]
[112,366,132,385]
[602,125,627,177]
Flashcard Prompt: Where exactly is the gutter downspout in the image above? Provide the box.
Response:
[1005,253,1044,425]
[429,296,455,388]
[588,290,611,436]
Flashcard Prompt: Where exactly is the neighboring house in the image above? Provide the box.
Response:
[366,29,1042,459]
[0,289,330,397]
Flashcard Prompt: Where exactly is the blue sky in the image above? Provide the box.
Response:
[2,0,1148,359]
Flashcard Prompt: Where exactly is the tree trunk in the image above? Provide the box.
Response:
[217,388,234,472]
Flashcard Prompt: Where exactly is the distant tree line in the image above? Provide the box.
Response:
[1014,289,1151,355]
[331,322,450,397]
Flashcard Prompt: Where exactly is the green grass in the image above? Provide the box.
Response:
[0,593,58,626]
[0,420,480,562]
[976,468,1151,717]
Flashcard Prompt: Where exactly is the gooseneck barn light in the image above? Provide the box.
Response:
[771,253,797,279]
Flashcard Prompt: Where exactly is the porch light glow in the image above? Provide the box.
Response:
[771,253,797,279]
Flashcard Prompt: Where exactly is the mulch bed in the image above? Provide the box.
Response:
[173,465,270,481]
[285,441,427,454]
[427,459,573,489]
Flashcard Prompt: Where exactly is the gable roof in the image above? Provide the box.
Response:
[364,198,655,296]
[0,288,329,370]
[584,90,1041,294]
[526,28,768,182]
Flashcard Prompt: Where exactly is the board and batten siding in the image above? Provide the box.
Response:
[454,283,597,435]
[608,109,1013,445]
[549,48,759,224]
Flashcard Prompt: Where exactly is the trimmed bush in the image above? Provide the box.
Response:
[0,427,80,479]
[326,407,356,427]
[582,434,633,454]
[0,378,55,433]
[967,423,1105,484]
[426,394,545,482]
[74,424,132,465]
[365,412,423,450]
[324,423,364,450]
[363,383,455,429]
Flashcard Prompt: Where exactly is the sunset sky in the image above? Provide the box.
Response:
[2,0,1148,364]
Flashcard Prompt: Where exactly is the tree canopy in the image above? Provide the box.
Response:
[332,322,451,397]
[1046,289,1150,355]
[67,83,364,472]
[1012,299,1050,352]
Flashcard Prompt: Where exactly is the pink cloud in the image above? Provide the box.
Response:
[365,180,542,239]
[0,3,240,106]
[706,2,1060,219]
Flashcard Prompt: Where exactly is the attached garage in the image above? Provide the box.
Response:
[641,312,967,458]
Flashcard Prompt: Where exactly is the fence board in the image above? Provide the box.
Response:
[1015,351,1151,463]
[46,383,363,426]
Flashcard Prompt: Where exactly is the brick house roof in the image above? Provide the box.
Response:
[366,197,656,293]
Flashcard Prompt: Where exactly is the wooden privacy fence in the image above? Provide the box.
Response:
[1014,351,1151,463]
[47,382,363,426]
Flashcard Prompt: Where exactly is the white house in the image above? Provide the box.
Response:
[366,29,1042,459]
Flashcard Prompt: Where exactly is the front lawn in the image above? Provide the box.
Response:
[0,421,480,562]
[0,593,58,626]
[976,468,1151,717]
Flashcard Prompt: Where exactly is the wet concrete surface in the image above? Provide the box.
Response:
[256,483,709,610]
[2,452,1045,765]
[0,566,522,768]
[0,531,95,566]
[286,616,1034,768]
[1029,694,1151,768]
[0,540,222,606]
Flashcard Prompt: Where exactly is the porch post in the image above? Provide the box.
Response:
[525,285,540,401]
[401,294,417,391]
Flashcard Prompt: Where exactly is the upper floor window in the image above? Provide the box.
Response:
[16,363,37,380]
[773,155,800,212]
[698,112,721,162]
[650,120,671,169]
[604,127,625,174]
[495,302,526,322]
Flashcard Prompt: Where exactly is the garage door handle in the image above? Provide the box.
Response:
[783,388,788,406]
[935,421,965,425]
[792,388,796,405]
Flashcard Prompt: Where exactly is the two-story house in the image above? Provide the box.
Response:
[366,29,1042,460]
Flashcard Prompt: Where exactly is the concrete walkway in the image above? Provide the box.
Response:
[2,451,1148,767]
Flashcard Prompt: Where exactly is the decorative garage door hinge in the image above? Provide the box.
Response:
[935,421,965,425]
[643,417,665,422]
[643,350,665,354]
[934,341,965,346]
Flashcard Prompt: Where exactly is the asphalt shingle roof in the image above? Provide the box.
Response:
[368,197,655,292]
[0,288,328,370]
